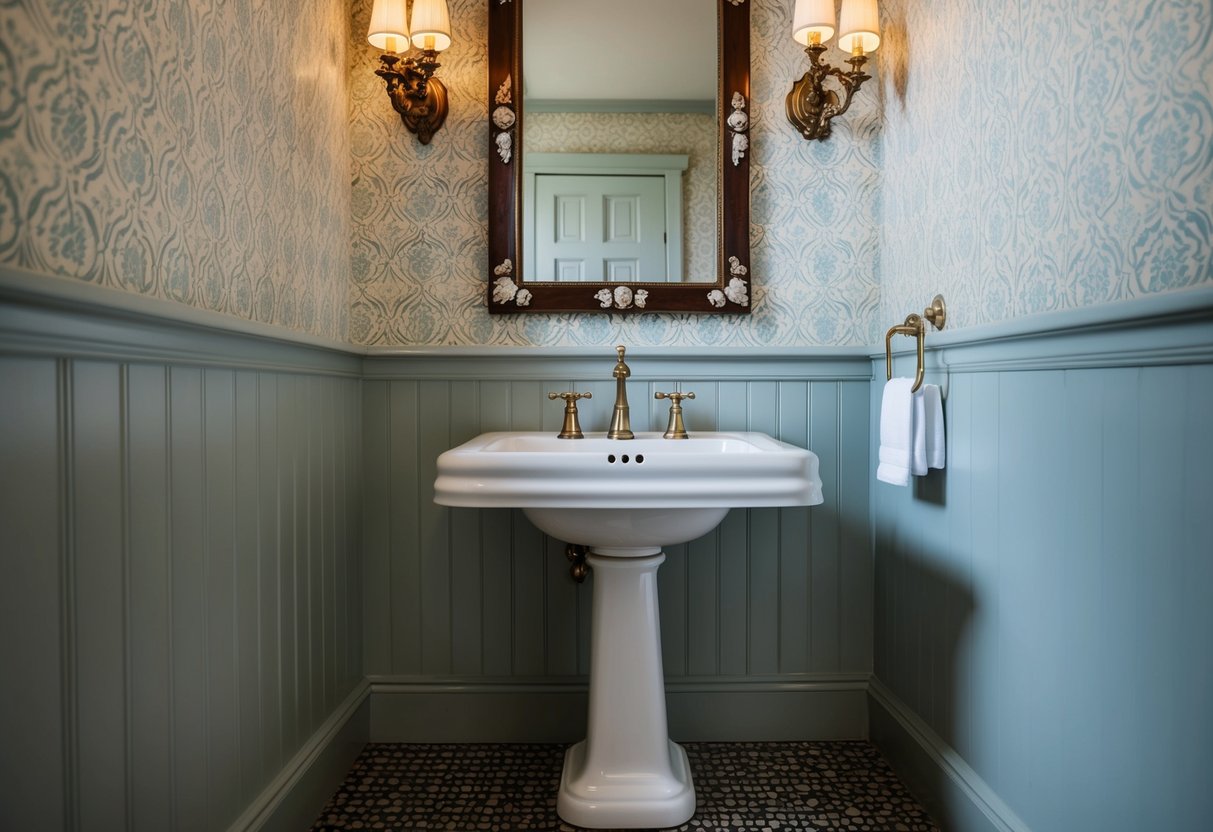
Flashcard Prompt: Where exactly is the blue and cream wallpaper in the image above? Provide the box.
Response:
[348,0,883,347]
[0,0,352,340]
[6,0,1206,346]
[878,0,1213,330]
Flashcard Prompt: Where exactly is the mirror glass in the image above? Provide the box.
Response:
[487,0,751,314]
[521,0,717,283]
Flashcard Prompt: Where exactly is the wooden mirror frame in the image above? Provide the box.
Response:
[486,0,751,315]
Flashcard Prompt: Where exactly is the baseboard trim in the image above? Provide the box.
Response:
[229,680,370,832]
[367,675,871,743]
[868,679,1029,832]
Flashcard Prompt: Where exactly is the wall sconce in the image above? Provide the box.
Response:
[785,0,880,141]
[367,0,452,144]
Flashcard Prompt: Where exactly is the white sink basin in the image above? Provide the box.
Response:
[435,430,821,507]
[435,430,820,550]
[433,430,822,829]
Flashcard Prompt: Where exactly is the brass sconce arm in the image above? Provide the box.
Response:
[785,43,872,142]
[375,50,449,145]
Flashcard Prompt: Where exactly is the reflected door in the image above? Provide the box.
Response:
[534,174,668,282]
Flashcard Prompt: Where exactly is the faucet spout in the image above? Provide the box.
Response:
[607,345,634,440]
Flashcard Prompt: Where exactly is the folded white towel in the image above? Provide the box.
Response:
[922,384,945,470]
[878,380,946,486]
[877,378,915,486]
[911,387,928,476]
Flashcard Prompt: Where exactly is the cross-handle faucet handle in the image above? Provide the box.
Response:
[654,390,696,439]
[548,391,593,439]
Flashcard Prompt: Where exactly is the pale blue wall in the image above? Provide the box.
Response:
[3,1,1212,830]
[870,307,1213,830]
[0,296,364,831]
[872,1,1213,827]
[360,352,876,740]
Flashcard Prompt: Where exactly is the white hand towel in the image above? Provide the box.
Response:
[922,383,946,470]
[911,388,927,476]
[877,378,915,486]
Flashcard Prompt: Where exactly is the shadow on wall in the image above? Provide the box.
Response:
[873,524,974,829]
[877,10,911,110]
[913,465,945,505]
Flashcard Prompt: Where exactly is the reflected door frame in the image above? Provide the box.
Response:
[522,152,688,283]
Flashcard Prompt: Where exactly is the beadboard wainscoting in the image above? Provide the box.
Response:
[0,281,366,832]
[869,289,1213,832]
[361,350,876,741]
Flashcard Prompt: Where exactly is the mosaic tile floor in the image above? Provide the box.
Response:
[310,741,939,831]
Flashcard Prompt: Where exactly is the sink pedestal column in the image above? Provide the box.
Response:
[557,548,695,829]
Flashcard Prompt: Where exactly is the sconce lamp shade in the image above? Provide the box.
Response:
[837,0,881,54]
[410,0,453,52]
[368,0,410,52]
[792,0,836,45]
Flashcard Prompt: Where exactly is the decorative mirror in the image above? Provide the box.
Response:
[487,0,751,314]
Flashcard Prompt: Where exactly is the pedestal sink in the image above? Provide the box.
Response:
[434,431,822,829]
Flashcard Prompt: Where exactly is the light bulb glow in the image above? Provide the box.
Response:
[793,0,836,46]
[410,0,453,52]
[837,0,881,54]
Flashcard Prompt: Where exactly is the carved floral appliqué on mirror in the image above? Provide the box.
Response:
[487,0,751,314]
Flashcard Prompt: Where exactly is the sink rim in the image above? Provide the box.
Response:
[434,430,824,510]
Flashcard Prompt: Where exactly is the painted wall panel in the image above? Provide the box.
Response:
[234,371,263,807]
[418,380,452,676]
[72,361,127,831]
[872,351,1213,831]
[204,369,241,825]
[808,382,841,673]
[0,348,363,832]
[169,366,209,832]
[126,364,173,830]
[0,358,67,832]
[387,381,422,673]
[837,380,873,672]
[277,373,302,759]
[361,362,874,708]
[256,373,285,775]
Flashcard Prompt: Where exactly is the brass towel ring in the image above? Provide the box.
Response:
[885,295,946,392]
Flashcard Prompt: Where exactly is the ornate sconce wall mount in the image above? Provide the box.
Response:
[785,0,880,142]
[368,0,453,145]
[375,51,448,145]
[785,42,870,141]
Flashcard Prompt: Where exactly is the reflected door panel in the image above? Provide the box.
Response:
[534,174,669,282]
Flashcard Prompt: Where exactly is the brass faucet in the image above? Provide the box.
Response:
[548,391,592,439]
[655,390,695,439]
[607,345,634,439]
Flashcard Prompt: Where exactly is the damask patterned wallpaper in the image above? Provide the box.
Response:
[878,0,1213,330]
[0,0,352,340]
[348,0,883,347]
[6,1,1202,347]
[525,111,716,287]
